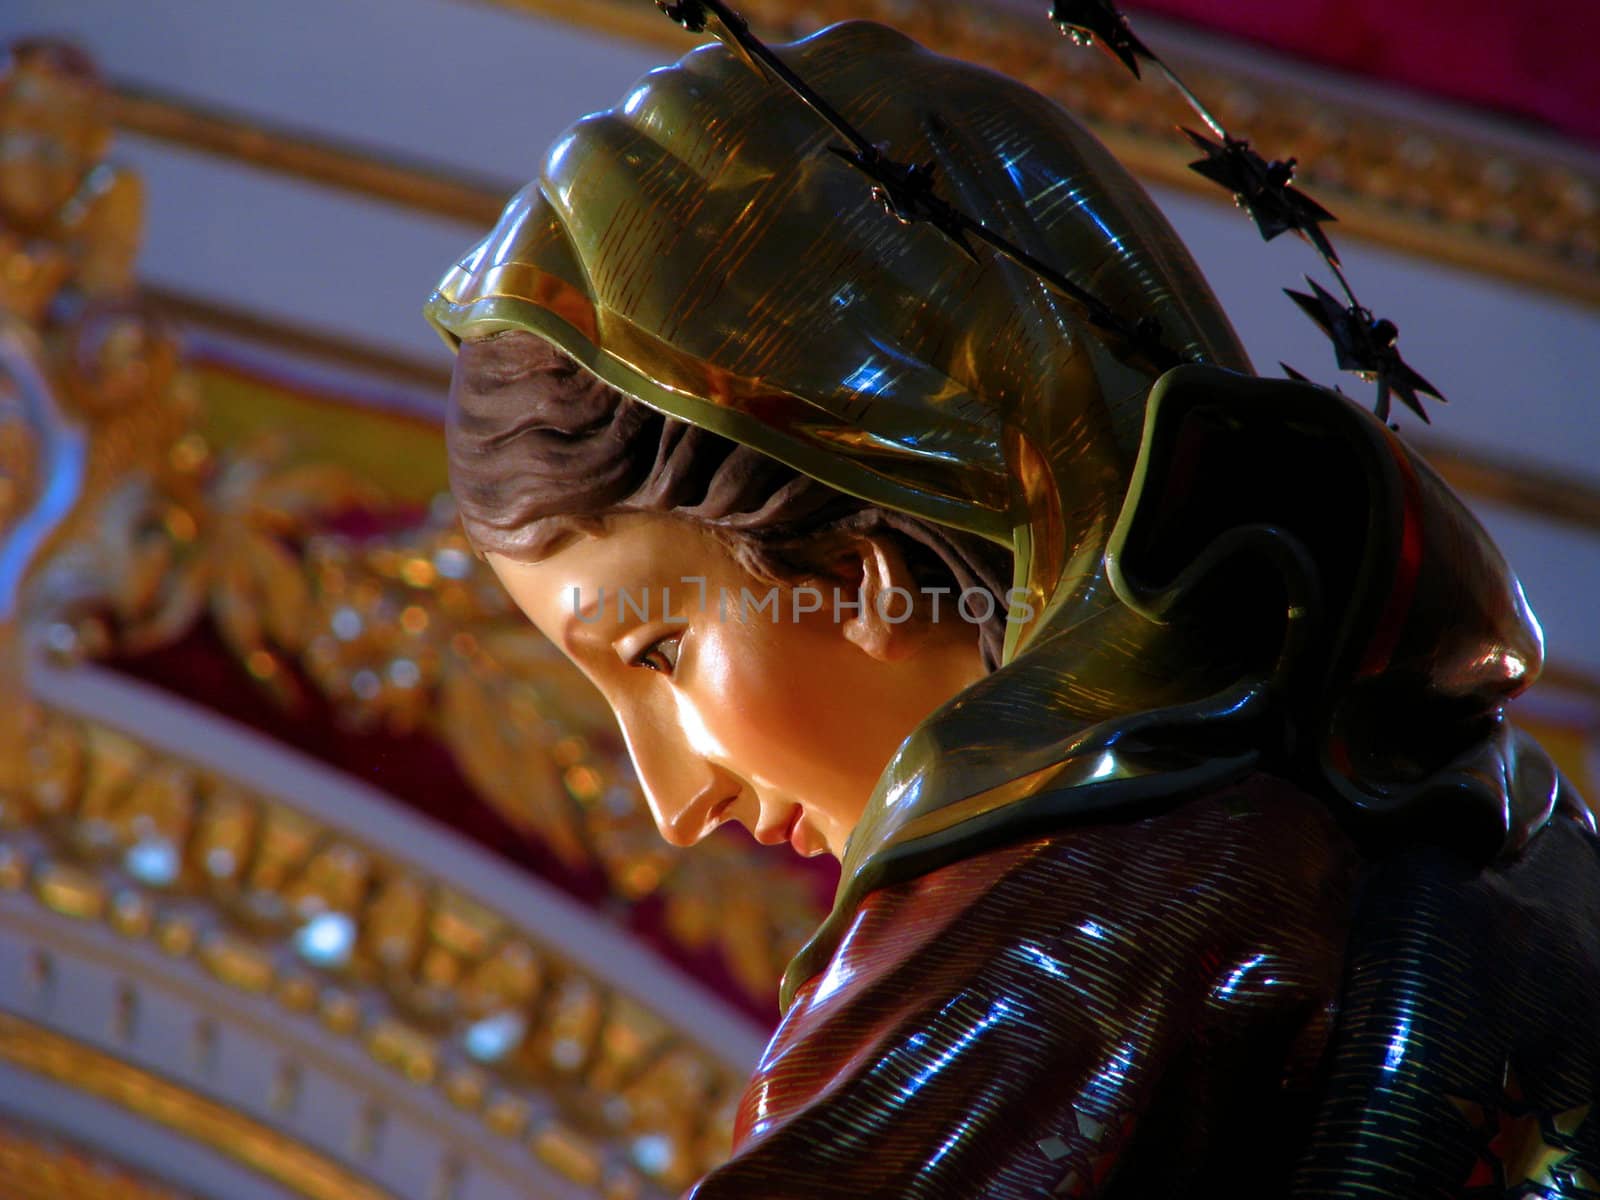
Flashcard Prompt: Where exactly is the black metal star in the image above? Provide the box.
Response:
[647,0,1184,370]
[1048,0,1156,78]
[656,0,707,31]
[643,0,1207,376]
[1279,362,1351,396]
[1286,278,1445,424]
[656,0,769,77]
[827,147,977,259]
[1185,129,1339,263]
[827,142,1181,368]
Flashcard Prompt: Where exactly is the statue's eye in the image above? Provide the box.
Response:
[628,635,681,674]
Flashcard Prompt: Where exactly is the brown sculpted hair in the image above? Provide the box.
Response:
[446,330,1014,670]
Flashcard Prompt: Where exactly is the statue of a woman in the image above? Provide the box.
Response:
[427,20,1600,1196]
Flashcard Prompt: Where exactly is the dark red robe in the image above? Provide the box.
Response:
[686,772,1600,1198]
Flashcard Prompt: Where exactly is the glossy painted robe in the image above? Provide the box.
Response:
[687,773,1600,1197]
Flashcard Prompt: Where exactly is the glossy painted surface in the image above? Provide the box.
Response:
[427,19,1600,1196]
[425,27,1565,954]
[483,512,988,862]
[426,20,1249,556]
[692,774,1600,1197]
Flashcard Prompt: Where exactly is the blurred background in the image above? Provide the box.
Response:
[0,1,1595,1198]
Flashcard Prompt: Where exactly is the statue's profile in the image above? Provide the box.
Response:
[426,20,1600,1196]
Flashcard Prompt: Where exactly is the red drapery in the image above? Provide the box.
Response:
[1128,0,1600,146]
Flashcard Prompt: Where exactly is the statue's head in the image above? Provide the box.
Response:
[0,39,110,228]
[446,328,1009,858]
[432,20,1552,929]
[430,19,1250,860]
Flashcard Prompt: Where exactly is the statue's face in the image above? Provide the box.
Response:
[487,512,985,860]
[0,65,107,225]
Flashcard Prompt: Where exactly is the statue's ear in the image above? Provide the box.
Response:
[821,533,933,663]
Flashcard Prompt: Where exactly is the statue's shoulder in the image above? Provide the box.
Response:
[796,771,1359,1012]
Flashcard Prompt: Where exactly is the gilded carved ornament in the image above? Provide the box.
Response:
[0,34,816,1195]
